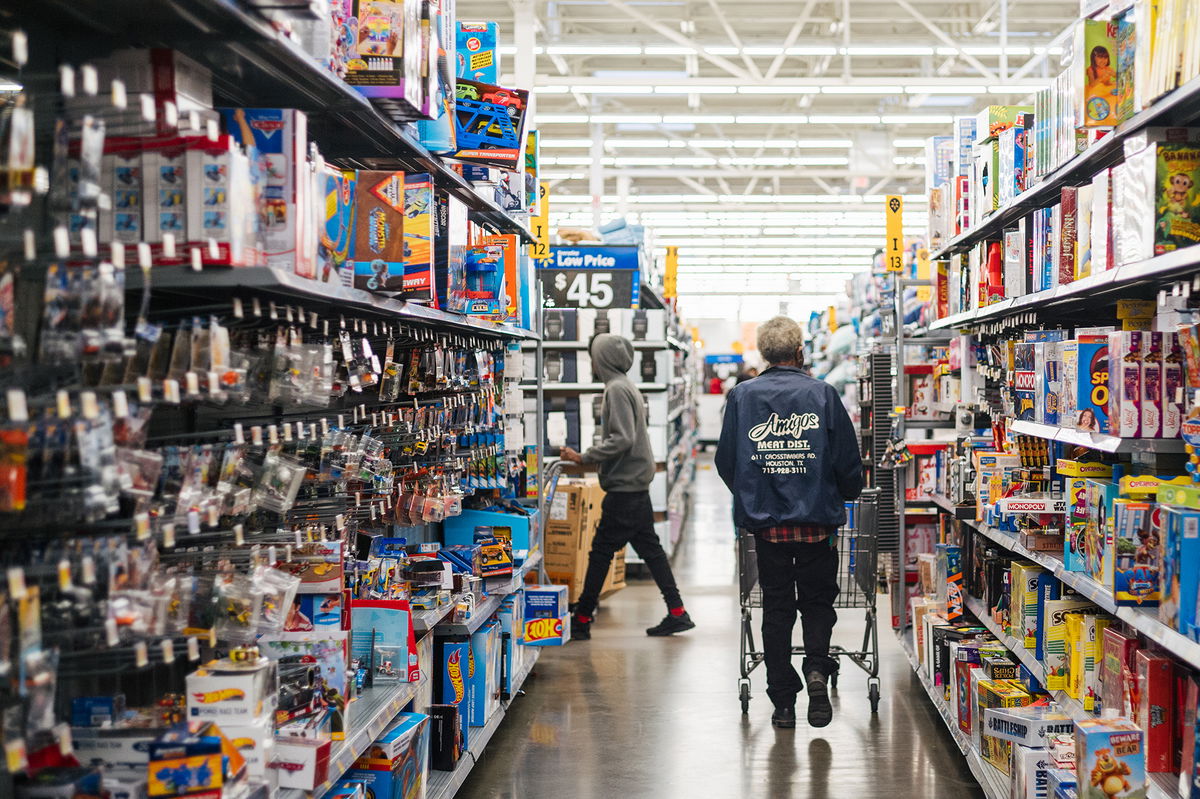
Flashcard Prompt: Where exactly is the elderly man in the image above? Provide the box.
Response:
[715,316,863,730]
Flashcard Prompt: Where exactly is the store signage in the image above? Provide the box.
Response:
[541,245,639,308]
[885,194,904,272]
[530,181,551,261]
[664,246,678,299]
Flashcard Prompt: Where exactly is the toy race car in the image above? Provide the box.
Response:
[456,84,479,101]
[481,89,523,115]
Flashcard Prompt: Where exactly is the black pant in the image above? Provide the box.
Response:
[754,534,839,708]
[575,491,683,618]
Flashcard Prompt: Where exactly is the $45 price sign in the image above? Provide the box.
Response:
[541,246,639,309]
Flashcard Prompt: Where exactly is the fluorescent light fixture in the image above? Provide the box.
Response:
[807,114,881,124]
[655,85,738,94]
[688,138,736,148]
[541,138,595,148]
[894,155,926,165]
[892,138,926,148]
[590,113,663,123]
[662,114,736,123]
[904,84,988,94]
[880,114,954,124]
[740,46,786,55]
[785,45,839,55]
[546,45,643,55]
[842,45,934,55]
[704,46,740,55]
[821,85,902,94]
[644,45,697,55]
[538,114,590,124]
[987,84,1051,94]
[733,114,810,124]
[604,139,676,148]
[571,85,653,94]
[797,138,855,148]
[737,85,819,94]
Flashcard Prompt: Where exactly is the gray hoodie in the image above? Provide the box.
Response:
[581,334,656,492]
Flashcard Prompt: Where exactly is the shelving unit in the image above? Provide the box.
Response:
[1007,420,1186,455]
[930,75,1200,262]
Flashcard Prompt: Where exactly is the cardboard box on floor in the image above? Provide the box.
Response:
[544,477,626,601]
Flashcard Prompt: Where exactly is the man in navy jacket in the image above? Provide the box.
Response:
[716,316,863,730]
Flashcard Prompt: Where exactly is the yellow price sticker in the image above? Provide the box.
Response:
[531,182,551,261]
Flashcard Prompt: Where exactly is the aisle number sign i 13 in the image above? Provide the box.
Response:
[885,194,903,272]
[530,182,551,261]
[542,245,639,308]
[664,246,678,299]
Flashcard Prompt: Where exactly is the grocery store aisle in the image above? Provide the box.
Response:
[461,457,984,799]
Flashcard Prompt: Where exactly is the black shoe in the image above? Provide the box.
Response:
[806,671,833,728]
[571,616,591,641]
[646,611,696,636]
[771,706,797,729]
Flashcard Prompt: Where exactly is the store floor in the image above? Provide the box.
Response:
[460,458,984,799]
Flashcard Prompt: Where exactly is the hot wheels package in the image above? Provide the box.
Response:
[253,451,307,514]
[215,574,264,644]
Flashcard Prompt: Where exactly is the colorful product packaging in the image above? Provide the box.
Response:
[1043,599,1102,690]
[346,170,407,293]
[520,584,570,646]
[1074,19,1119,128]
[435,638,472,751]
[1135,650,1175,773]
[344,0,423,115]
[402,172,436,302]
[1074,717,1145,799]
[455,21,499,83]
[1075,334,1111,434]
[1100,626,1140,717]
[346,712,431,799]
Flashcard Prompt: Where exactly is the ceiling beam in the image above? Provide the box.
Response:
[892,0,998,80]
[598,0,754,80]
[765,0,820,81]
[675,176,718,195]
[706,0,762,79]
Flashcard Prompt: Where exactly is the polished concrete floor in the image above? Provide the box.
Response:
[461,458,985,799]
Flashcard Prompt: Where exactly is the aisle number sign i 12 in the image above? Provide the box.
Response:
[530,182,551,261]
[664,246,678,299]
[885,195,903,272]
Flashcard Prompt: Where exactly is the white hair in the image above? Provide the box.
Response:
[757,316,804,365]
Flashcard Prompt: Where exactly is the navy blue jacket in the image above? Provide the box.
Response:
[715,366,864,530]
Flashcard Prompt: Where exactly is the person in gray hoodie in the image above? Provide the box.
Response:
[560,333,694,640]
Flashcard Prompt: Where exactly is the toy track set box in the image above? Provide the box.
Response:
[452,80,530,171]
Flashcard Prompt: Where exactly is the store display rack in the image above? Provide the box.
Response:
[524,382,669,392]
[131,266,538,340]
[10,0,533,243]
[1006,420,1187,455]
[897,637,1009,799]
[280,678,427,799]
[930,74,1200,261]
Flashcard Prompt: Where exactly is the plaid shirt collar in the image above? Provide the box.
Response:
[755,524,837,544]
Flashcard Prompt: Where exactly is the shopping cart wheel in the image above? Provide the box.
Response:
[738,680,751,714]
[868,678,881,714]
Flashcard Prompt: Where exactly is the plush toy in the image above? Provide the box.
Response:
[556,227,601,244]
[1089,748,1131,798]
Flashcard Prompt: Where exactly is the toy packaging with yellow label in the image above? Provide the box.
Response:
[1042,598,1101,690]
[520,584,570,646]
[1074,717,1146,799]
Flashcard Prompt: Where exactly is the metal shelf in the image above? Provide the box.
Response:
[1007,419,1186,454]
[520,382,669,391]
[435,592,505,637]
[904,418,955,429]
[523,341,674,351]
[929,493,976,520]
[279,678,424,798]
[930,73,1200,260]
[929,245,1200,331]
[14,0,533,243]
[502,646,541,704]
[413,603,458,637]
[132,266,537,339]
[482,550,542,597]
[428,703,508,799]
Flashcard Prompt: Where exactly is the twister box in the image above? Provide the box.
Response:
[452,80,530,170]
[1074,717,1146,799]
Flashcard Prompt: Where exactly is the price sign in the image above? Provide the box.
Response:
[530,182,551,261]
[885,194,904,272]
[541,245,639,308]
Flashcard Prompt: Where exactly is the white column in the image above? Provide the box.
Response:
[589,122,604,229]
[616,174,631,219]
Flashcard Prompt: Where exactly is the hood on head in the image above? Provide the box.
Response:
[590,333,635,381]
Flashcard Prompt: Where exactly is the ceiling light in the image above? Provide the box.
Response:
[541,139,595,148]
[570,85,653,94]
[643,45,697,55]
[842,45,935,55]
[655,85,738,94]
[740,46,786,55]
[807,114,881,124]
[880,113,954,124]
[546,45,643,55]
[737,86,819,94]
[987,84,1051,94]
[590,113,663,123]
[538,114,590,124]
[604,139,675,148]
[796,139,854,148]
[704,46,740,55]
[821,85,902,94]
[904,85,988,94]
[662,114,736,123]
[785,45,839,55]
[892,138,926,148]
[733,114,810,124]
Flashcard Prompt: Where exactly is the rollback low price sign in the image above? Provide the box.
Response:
[541,245,640,308]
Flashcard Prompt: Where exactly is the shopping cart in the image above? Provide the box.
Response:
[737,488,882,714]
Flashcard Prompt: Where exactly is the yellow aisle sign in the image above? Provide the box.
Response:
[530,182,551,261]
[885,195,904,272]
[915,247,932,301]
[664,246,678,298]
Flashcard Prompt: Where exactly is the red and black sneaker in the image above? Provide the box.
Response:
[646,611,695,636]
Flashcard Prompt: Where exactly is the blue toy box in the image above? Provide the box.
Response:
[469,621,502,726]
[436,639,472,751]
[442,507,539,556]
[520,585,570,646]
[456,22,499,82]
[346,713,430,799]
